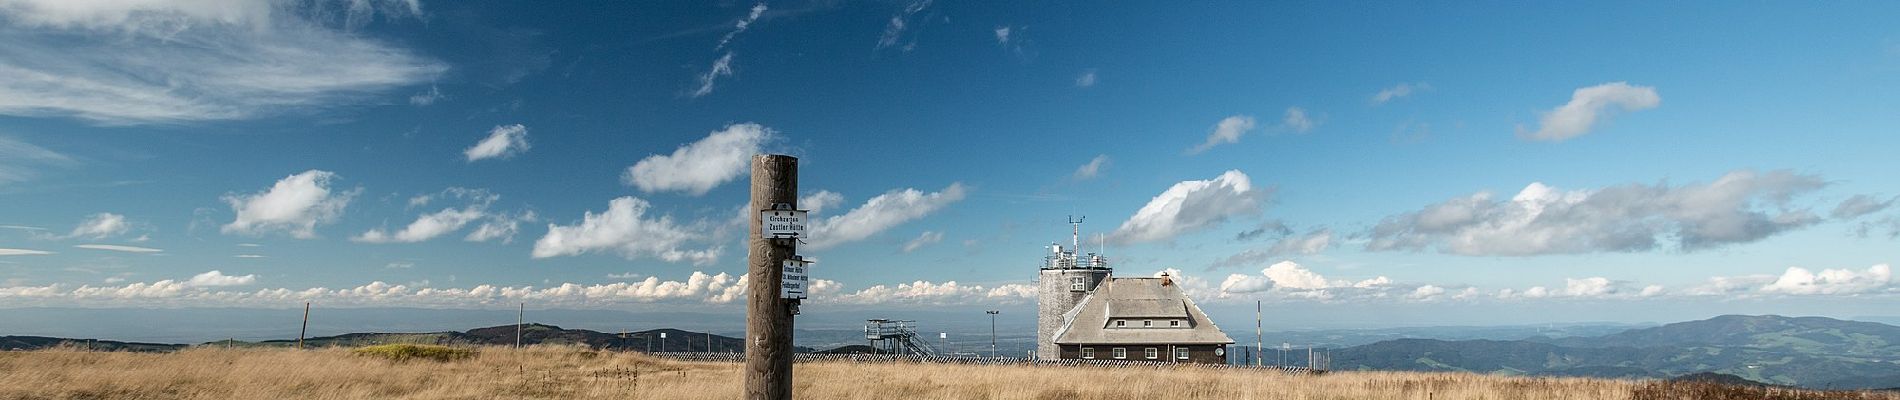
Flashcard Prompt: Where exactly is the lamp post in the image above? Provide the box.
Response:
[985,310,1000,358]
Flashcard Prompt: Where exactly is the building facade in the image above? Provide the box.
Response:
[1034,243,1110,360]
[1046,275,1232,364]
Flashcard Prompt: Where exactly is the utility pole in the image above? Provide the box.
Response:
[298,302,310,350]
[986,310,1000,358]
[746,154,797,400]
[516,302,523,350]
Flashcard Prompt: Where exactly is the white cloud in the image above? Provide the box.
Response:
[408,85,442,106]
[0,248,53,256]
[73,244,161,253]
[384,262,413,269]
[0,0,445,124]
[1071,154,1109,180]
[623,123,774,196]
[0,135,76,186]
[1219,273,1274,294]
[1075,69,1097,88]
[234,254,265,258]
[715,3,768,50]
[1832,194,1895,219]
[993,26,1010,44]
[831,279,1032,305]
[1409,285,1447,300]
[1107,170,1264,245]
[356,189,505,244]
[466,211,535,243]
[1518,82,1660,141]
[463,124,530,162]
[531,196,720,266]
[1188,115,1256,154]
[1267,228,1332,256]
[806,183,967,249]
[1366,170,1828,255]
[607,272,643,280]
[1371,82,1430,105]
[800,190,845,216]
[1282,107,1316,133]
[1563,277,1616,297]
[1761,264,1892,295]
[691,52,735,98]
[900,231,943,253]
[875,0,932,50]
[1262,261,1334,290]
[187,270,255,287]
[65,213,128,239]
[221,170,359,239]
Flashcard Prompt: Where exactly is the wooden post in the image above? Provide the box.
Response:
[298,302,309,350]
[745,154,796,400]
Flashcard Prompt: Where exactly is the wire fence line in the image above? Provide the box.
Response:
[645,352,1324,374]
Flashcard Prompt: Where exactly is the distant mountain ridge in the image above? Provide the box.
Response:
[1334,315,1900,389]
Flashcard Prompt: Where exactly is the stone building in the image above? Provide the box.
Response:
[1034,220,1231,364]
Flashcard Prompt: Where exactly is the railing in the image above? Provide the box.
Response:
[645,352,1323,373]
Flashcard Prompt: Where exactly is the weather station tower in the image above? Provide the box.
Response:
[1035,216,1112,360]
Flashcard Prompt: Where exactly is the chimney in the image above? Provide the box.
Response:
[1160,272,1173,286]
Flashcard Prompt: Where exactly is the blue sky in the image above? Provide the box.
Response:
[1,0,1897,328]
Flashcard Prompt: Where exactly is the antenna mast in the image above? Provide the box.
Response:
[1067,215,1084,258]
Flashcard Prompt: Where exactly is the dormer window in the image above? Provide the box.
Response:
[1115,320,1125,327]
[1170,320,1181,327]
[1069,277,1085,292]
[1143,320,1152,327]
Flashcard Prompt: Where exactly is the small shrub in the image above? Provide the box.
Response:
[351,344,475,362]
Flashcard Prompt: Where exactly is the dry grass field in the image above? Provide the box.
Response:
[0,345,1895,400]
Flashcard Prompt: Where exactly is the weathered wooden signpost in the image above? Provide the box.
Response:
[747,154,805,400]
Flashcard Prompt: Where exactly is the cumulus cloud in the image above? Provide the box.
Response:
[1761,264,1892,295]
[1282,107,1316,133]
[0,135,77,186]
[1371,82,1430,105]
[1518,82,1660,141]
[1071,154,1109,180]
[187,270,255,287]
[1366,170,1828,256]
[0,0,445,124]
[1075,69,1097,88]
[221,170,359,238]
[993,26,1010,44]
[1188,115,1256,154]
[1831,194,1895,219]
[466,211,536,243]
[831,279,1033,305]
[531,196,720,266]
[1107,170,1264,245]
[463,124,530,162]
[806,183,967,249]
[623,123,775,196]
[65,213,128,239]
[0,271,784,308]
[1205,261,1392,302]
[900,231,943,253]
[875,0,932,51]
[73,244,161,253]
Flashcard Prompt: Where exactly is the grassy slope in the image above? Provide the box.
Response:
[2,346,1895,400]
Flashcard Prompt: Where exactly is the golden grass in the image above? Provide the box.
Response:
[0,346,1894,400]
[351,344,475,363]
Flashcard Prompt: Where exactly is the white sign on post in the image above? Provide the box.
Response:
[761,207,808,239]
[780,259,809,300]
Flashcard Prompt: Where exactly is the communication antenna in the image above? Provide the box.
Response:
[1067,215,1084,257]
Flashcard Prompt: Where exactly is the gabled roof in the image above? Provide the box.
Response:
[1053,277,1234,345]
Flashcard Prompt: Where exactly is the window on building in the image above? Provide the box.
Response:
[1081,348,1095,359]
[1144,348,1158,359]
[1170,320,1181,327]
[1115,320,1125,327]
[1069,277,1085,291]
[1112,348,1126,359]
[1176,347,1190,360]
[1143,320,1152,327]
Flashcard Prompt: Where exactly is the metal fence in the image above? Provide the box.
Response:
[646,352,1323,374]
